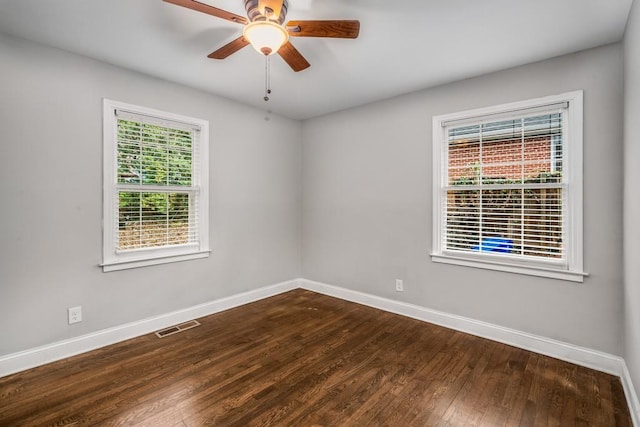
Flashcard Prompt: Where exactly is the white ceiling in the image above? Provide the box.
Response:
[0,0,633,120]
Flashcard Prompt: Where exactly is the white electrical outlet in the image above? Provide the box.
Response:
[68,306,82,324]
[395,279,404,292]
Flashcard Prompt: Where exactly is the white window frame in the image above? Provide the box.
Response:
[102,99,210,272]
[431,91,586,282]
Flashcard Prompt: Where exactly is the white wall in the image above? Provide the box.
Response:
[0,34,302,356]
[302,44,624,355]
[624,0,640,401]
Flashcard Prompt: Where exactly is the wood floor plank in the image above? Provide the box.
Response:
[0,289,632,426]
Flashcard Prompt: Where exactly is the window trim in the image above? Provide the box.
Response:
[102,99,210,272]
[431,91,586,282]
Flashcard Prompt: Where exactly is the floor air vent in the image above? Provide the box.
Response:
[155,320,201,338]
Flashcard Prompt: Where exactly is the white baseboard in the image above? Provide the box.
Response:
[299,278,640,426]
[0,279,299,378]
[621,362,640,427]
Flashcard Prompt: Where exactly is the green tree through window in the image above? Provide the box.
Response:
[116,119,194,250]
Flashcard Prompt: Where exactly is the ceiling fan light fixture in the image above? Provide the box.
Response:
[243,21,289,56]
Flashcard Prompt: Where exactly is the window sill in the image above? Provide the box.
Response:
[430,253,587,282]
[102,250,210,272]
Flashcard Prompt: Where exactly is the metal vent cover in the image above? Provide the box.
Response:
[155,320,201,338]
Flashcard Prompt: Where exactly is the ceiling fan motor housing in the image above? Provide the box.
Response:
[244,0,288,24]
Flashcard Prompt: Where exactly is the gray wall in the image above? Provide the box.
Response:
[0,27,632,384]
[624,0,640,401]
[302,44,624,355]
[0,34,302,356]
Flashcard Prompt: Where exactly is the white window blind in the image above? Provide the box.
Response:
[115,113,199,250]
[444,111,565,261]
[103,100,209,271]
[432,91,585,282]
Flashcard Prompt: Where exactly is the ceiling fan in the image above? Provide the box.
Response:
[163,0,360,72]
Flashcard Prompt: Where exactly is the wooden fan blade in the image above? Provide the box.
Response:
[258,0,284,19]
[285,20,360,38]
[278,41,310,72]
[208,36,250,59]
[163,0,248,25]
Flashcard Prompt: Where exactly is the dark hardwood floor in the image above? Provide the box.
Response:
[0,289,632,426]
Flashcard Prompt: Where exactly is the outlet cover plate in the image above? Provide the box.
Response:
[68,306,82,324]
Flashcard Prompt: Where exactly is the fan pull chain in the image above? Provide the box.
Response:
[264,55,272,102]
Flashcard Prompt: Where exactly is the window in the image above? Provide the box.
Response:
[431,91,585,282]
[102,99,209,272]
